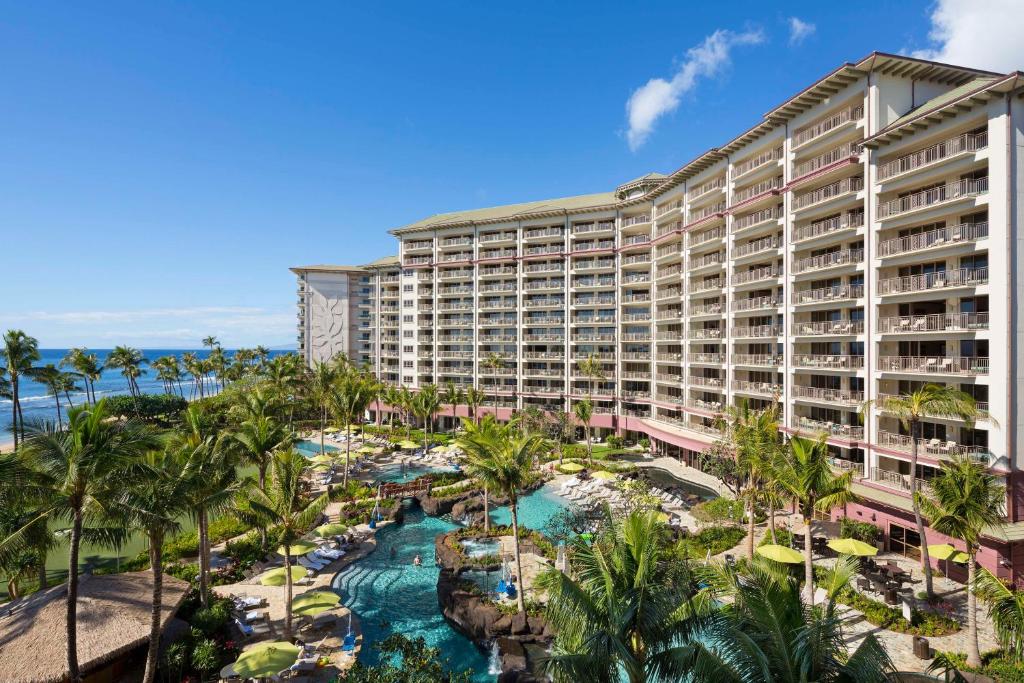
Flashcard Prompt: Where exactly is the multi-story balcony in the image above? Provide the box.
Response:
[877,131,988,181]
[877,354,989,375]
[622,312,651,323]
[732,295,781,312]
[525,314,564,325]
[688,201,727,224]
[524,279,564,291]
[868,467,926,494]
[436,351,474,359]
[523,332,565,342]
[733,145,783,179]
[733,206,782,233]
[437,302,473,311]
[573,220,615,235]
[732,379,782,397]
[441,284,474,295]
[877,266,988,296]
[573,239,615,252]
[793,248,864,275]
[792,283,863,305]
[733,234,781,259]
[479,366,517,376]
[523,227,563,240]
[689,352,726,364]
[688,225,728,246]
[792,104,863,148]
[524,297,566,309]
[731,324,782,338]
[732,175,783,205]
[792,416,864,441]
[731,353,783,367]
[791,384,863,405]
[877,221,988,257]
[878,312,988,334]
[731,264,782,286]
[793,141,861,180]
[656,220,685,238]
[417,271,434,282]
[687,176,726,202]
[522,368,564,378]
[622,370,652,380]
[876,430,992,463]
[792,354,864,370]
[792,319,864,336]
[792,176,863,211]
[878,177,988,219]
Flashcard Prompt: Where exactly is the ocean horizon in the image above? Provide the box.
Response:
[1,347,292,445]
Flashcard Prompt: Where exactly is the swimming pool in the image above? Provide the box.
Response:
[641,467,719,501]
[490,485,570,535]
[295,439,339,457]
[372,461,454,484]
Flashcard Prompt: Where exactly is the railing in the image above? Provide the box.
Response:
[656,265,683,279]
[792,319,864,336]
[731,265,782,285]
[688,302,723,316]
[869,468,929,494]
[436,351,474,359]
[656,220,685,238]
[792,209,865,242]
[622,332,652,341]
[656,287,682,300]
[877,431,992,462]
[732,380,782,396]
[622,214,651,228]
[405,239,434,250]
[792,354,864,370]
[656,352,683,361]
[417,272,434,281]
[573,240,615,252]
[879,312,988,333]
[733,145,784,177]
[479,231,517,243]
[623,234,651,246]
[688,225,728,245]
[404,255,432,266]
[878,221,988,257]
[575,259,616,270]
[623,272,651,284]
[731,325,782,338]
[689,375,725,388]
[688,202,727,223]
[876,392,990,420]
[573,333,616,342]
[878,177,988,218]
[523,227,563,239]
[691,278,724,293]
[793,248,864,274]
[572,351,615,359]
[732,295,781,311]
[731,353,783,366]
[523,333,565,342]
[793,176,863,210]
[440,236,473,247]
[689,352,726,363]
[689,252,725,269]
[622,253,652,266]
[878,355,989,375]
[523,352,563,359]
[522,368,563,377]
[791,385,863,404]
[878,131,988,180]
[688,176,726,201]
[621,370,652,379]
[733,205,783,232]
[689,327,722,340]
[525,262,564,273]
[620,390,652,400]
[657,331,684,341]
[732,175,783,204]
[622,312,651,322]
[480,367,516,376]
[877,266,987,295]
[620,293,650,303]
[792,417,864,440]
[792,284,863,305]
[792,104,863,147]
[526,315,565,325]
[480,265,517,276]
[442,285,475,294]
[656,374,683,384]
[440,252,473,263]
[793,141,861,179]
[734,234,781,258]
[656,197,684,215]
[655,243,684,260]
[573,277,615,288]
[524,245,563,256]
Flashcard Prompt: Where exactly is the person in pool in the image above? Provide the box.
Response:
[390,547,397,560]
[413,554,422,566]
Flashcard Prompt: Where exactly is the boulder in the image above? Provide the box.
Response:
[496,637,527,672]
[510,612,531,635]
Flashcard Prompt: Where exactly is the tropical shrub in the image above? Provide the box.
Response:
[840,517,881,543]
[105,393,187,422]
[676,525,745,557]
[605,435,624,450]
[691,497,745,525]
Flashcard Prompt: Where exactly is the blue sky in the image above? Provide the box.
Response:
[2,0,1021,348]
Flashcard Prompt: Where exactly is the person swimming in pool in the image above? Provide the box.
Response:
[390,547,397,560]
[413,554,422,566]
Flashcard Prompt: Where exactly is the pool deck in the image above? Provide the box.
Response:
[638,456,734,498]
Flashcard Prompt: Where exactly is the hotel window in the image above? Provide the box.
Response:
[403,361,413,368]
[403,345,413,353]
[403,315,413,323]
[404,284,413,292]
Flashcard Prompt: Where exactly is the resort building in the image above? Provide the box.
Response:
[292,52,1024,584]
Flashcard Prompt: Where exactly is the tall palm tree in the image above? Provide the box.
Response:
[61,348,102,405]
[456,416,507,534]
[538,508,702,682]
[917,455,1005,667]
[329,370,372,486]
[665,556,892,682]
[7,401,158,682]
[399,386,415,439]
[443,380,465,430]
[465,386,484,425]
[868,384,984,599]
[577,352,605,398]
[381,384,401,433]
[106,346,148,398]
[238,449,330,638]
[230,409,292,492]
[458,416,547,612]
[202,335,219,351]
[254,345,270,370]
[308,360,338,456]
[573,399,594,465]
[151,355,183,396]
[481,353,506,416]
[207,346,228,392]
[31,364,68,427]
[1,330,41,448]
[414,384,442,452]
[770,434,856,604]
[265,354,304,428]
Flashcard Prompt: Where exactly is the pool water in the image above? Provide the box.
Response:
[460,568,503,594]
[460,538,501,558]
[332,501,491,680]
[295,439,339,457]
[490,485,569,534]
[642,467,719,502]
[373,461,453,484]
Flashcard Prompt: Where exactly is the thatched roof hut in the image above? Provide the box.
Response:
[0,571,190,683]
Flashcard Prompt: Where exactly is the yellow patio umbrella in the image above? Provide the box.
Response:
[827,538,879,557]
[429,445,448,453]
[309,462,332,472]
[315,522,348,537]
[229,641,300,679]
[323,427,339,434]
[756,544,804,564]
[309,454,334,465]
[291,590,341,617]
[258,565,307,586]
[591,470,617,480]
[277,539,317,557]
[398,440,420,450]
[655,511,670,523]
[929,543,969,563]
[357,445,377,454]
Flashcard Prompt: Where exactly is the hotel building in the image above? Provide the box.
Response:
[293,52,1024,583]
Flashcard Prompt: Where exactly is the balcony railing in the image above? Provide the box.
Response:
[688,225,728,246]
[793,105,863,147]
[878,222,988,257]
[793,141,861,179]
[575,259,616,270]
[404,255,431,266]
[689,252,725,269]
[733,205,783,232]
[791,385,863,404]
[878,355,989,375]
[731,265,783,285]
[878,131,988,180]
[731,324,782,338]
[793,354,864,370]
[732,295,781,312]
[656,287,682,300]
[573,277,615,288]
[621,293,650,303]
[622,214,651,228]
[876,392,990,420]
[689,352,725,364]
[793,417,864,440]
[440,236,473,247]
[623,234,651,246]
[688,302,722,316]
[656,220,685,238]
[732,175,783,204]
[622,253,652,266]
[792,176,863,210]
[479,231,517,243]
[623,273,651,284]
[879,312,988,333]
[734,234,781,258]
[688,202,727,223]
[573,240,615,253]
[524,245,563,256]
[656,264,683,280]
[877,266,988,295]
[731,353,783,366]
[733,145,783,178]
[523,227,563,240]
[691,278,724,293]
[792,284,863,305]
[877,431,992,462]
[687,176,726,201]
[572,221,615,235]
[869,468,929,494]
[440,252,473,263]
[792,319,864,336]
[689,327,722,340]
[479,265,517,276]
[689,375,725,388]
[655,243,684,260]
[733,380,782,396]
[792,209,865,242]
[793,248,864,274]
[878,177,988,218]
[525,262,564,273]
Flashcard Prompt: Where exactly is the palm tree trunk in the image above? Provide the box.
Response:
[67,509,83,682]
[510,499,526,614]
[198,509,210,608]
[284,549,294,638]
[143,531,164,683]
[64,389,75,409]
[804,514,815,605]
[11,376,19,448]
[344,425,352,487]
[909,421,934,599]
[746,494,756,560]
[53,392,63,428]
[37,550,48,590]
[320,405,327,456]
[967,551,981,667]
[768,499,777,545]
[483,486,490,533]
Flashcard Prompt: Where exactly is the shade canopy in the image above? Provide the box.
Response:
[357,445,377,454]
[827,538,878,557]
[655,511,670,523]
[258,565,307,586]
[559,462,585,473]
[230,641,300,678]
[315,522,348,537]
[277,540,317,557]
[929,543,970,563]
[291,590,341,617]
[591,470,617,480]
[756,544,804,564]
[323,427,339,434]
[309,454,335,465]
[397,440,420,449]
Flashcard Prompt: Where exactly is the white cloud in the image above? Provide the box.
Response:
[788,17,815,46]
[911,0,1024,72]
[625,28,764,151]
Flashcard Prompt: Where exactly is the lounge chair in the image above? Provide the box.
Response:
[235,618,271,640]
[298,555,326,572]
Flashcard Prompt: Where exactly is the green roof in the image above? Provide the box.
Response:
[362,255,400,268]
[392,191,619,234]
[886,76,1001,131]
[621,172,666,185]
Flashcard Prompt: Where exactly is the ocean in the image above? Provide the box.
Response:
[0,348,290,446]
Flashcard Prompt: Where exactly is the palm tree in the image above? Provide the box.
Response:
[868,384,984,599]
[399,386,415,439]
[456,416,507,534]
[917,455,1005,667]
[8,401,158,681]
[538,508,702,682]
[202,335,219,351]
[465,386,484,425]
[31,364,68,427]
[1,330,41,448]
[414,384,442,452]
[573,399,594,465]
[381,384,401,433]
[180,352,202,399]
[239,449,330,638]
[254,345,271,369]
[308,360,338,456]
[265,354,304,428]
[665,556,892,682]
[329,370,372,486]
[230,408,292,492]
[61,348,102,405]
[771,434,856,604]
[106,345,148,398]
[458,418,545,613]
[975,567,1024,664]
[443,380,465,431]
[207,346,228,392]
[577,352,605,398]
[481,353,506,416]
[151,355,183,396]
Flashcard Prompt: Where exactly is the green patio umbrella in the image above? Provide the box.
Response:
[310,454,334,465]
[357,445,376,454]
[591,470,617,480]
[929,543,969,563]
[277,539,317,557]
[827,537,879,557]
[397,440,420,450]
[230,641,300,678]
[756,544,804,564]
[323,427,339,434]
[314,522,348,537]
[258,565,307,586]
[291,590,341,617]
